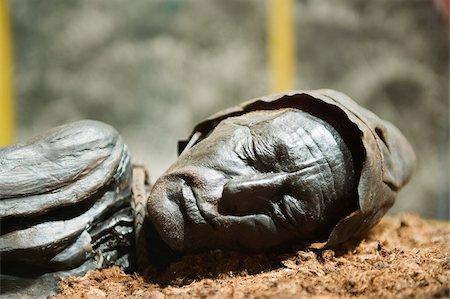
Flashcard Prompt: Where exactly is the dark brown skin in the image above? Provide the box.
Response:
[147,89,415,251]
[0,120,133,272]
[0,120,134,298]
[0,89,416,298]
[147,109,358,252]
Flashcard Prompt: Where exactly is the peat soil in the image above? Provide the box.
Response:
[56,214,450,299]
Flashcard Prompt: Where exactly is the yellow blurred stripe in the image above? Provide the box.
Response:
[268,0,296,92]
[0,0,14,146]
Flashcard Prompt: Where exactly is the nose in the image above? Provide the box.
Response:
[218,172,290,216]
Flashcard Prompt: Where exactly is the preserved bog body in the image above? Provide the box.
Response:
[148,89,416,252]
[1,89,416,297]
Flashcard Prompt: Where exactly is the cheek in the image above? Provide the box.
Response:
[191,171,227,218]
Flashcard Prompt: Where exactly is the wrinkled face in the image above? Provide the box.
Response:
[147,109,356,252]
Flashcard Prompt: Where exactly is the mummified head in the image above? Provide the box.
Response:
[147,109,357,252]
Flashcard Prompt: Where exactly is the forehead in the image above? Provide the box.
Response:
[167,107,353,197]
[219,108,334,142]
[221,109,296,128]
[222,108,347,166]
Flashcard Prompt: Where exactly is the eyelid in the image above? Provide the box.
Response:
[236,133,278,172]
[234,135,261,171]
[251,132,276,159]
[239,136,257,162]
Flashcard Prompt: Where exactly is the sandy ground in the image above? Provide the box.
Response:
[55,214,449,299]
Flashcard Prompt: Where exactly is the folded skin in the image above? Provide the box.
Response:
[147,109,358,252]
[0,120,133,272]
[0,120,120,197]
[148,89,416,253]
[0,120,129,219]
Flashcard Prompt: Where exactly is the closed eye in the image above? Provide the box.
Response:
[248,134,277,172]
[234,134,272,173]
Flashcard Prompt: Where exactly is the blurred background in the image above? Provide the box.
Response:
[1,0,448,219]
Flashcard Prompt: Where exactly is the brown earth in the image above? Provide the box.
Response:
[55,214,450,299]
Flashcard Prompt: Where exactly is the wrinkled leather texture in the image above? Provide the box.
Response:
[178,89,416,246]
[0,120,133,298]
